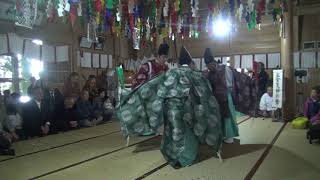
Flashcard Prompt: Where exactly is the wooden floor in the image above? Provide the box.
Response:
[0,116,319,180]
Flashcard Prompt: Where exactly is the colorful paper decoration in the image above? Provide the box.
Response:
[15,0,37,28]
[191,0,199,17]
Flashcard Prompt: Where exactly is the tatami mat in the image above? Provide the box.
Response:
[253,124,320,180]
[3,118,313,180]
[143,119,283,180]
[0,122,120,161]
[36,118,281,180]
[0,132,152,179]
[39,136,166,180]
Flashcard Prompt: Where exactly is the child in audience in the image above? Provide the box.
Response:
[77,90,103,127]
[5,104,23,141]
[94,89,114,122]
[304,86,320,125]
[259,86,275,118]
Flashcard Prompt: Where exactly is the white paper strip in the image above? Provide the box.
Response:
[272,69,283,108]
[8,33,23,55]
[254,54,267,66]
[42,45,55,63]
[241,55,253,69]
[193,58,201,70]
[234,55,240,69]
[100,54,108,68]
[0,34,8,54]
[301,52,316,68]
[293,52,300,69]
[201,58,207,71]
[108,55,113,68]
[24,40,40,60]
[56,45,69,62]
[81,52,92,68]
[92,53,100,68]
[267,53,280,69]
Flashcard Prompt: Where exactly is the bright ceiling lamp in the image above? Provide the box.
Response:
[32,39,43,45]
[213,16,231,37]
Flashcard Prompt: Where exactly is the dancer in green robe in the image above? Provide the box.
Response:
[116,47,223,168]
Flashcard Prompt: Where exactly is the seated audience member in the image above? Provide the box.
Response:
[83,75,99,102]
[0,125,15,156]
[94,89,114,122]
[21,87,51,138]
[304,86,320,125]
[0,94,14,155]
[259,86,275,118]
[50,89,66,133]
[27,77,37,96]
[5,104,23,141]
[59,97,78,131]
[63,72,81,100]
[76,90,102,127]
[3,90,11,106]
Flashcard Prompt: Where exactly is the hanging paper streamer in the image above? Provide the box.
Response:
[87,19,98,42]
[248,10,257,31]
[64,0,70,12]
[191,0,199,17]
[128,0,134,13]
[87,0,93,20]
[116,66,125,89]
[15,0,37,28]
[77,2,83,16]
[197,16,202,33]
[177,16,182,34]
[57,0,64,17]
[151,0,156,22]
[163,0,169,17]
[133,27,141,50]
[229,0,235,17]
[238,3,244,22]
[107,0,113,9]
[95,0,102,25]
[156,0,161,9]
[116,0,121,22]
[70,4,77,27]
[256,0,266,25]
[146,18,151,40]
[46,0,54,21]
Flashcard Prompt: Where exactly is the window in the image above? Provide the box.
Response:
[303,41,316,50]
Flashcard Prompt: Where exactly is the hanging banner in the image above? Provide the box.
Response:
[272,69,283,109]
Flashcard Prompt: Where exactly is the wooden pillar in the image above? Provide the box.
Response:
[11,55,19,93]
[281,0,295,121]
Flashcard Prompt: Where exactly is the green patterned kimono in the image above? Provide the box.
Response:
[116,67,223,167]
